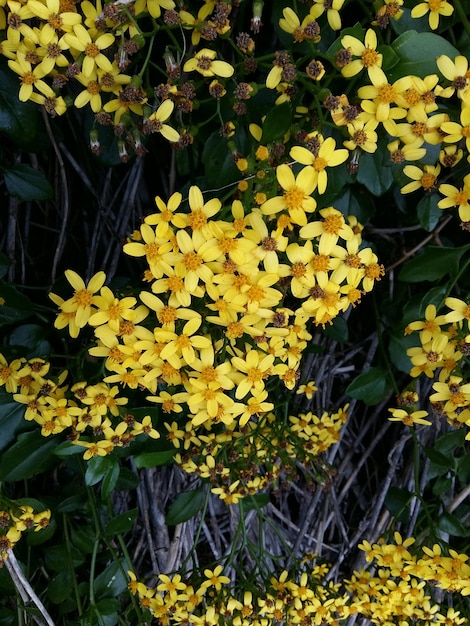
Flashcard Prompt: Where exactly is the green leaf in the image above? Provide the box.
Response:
[93,599,120,626]
[133,449,175,469]
[261,101,292,143]
[0,283,33,326]
[417,194,441,232]
[4,164,54,201]
[433,429,466,454]
[201,131,240,188]
[54,441,84,457]
[240,493,270,513]
[324,315,349,343]
[0,430,57,481]
[8,323,51,358]
[101,461,120,499]
[325,23,365,58]
[0,393,29,452]
[166,487,204,526]
[424,447,454,469]
[398,245,470,282]
[71,526,97,553]
[93,559,128,599]
[27,519,56,545]
[384,486,412,521]
[356,151,394,196]
[47,570,74,604]
[115,467,140,491]
[85,455,114,486]
[437,512,469,537]
[388,331,419,374]
[56,493,87,513]
[346,367,393,405]
[0,63,38,146]
[456,453,470,484]
[381,44,400,71]
[105,508,138,537]
[388,31,460,81]
[45,545,85,571]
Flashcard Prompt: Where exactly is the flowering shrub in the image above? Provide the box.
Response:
[1,0,470,624]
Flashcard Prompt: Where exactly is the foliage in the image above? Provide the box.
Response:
[0,0,470,624]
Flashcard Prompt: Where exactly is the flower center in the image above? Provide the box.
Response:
[283,186,304,210]
[183,251,202,271]
[188,210,207,230]
[311,254,330,272]
[361,48,379,68]
[420,172,436,190]
[323,214,344,234]
[197,55,212,70]
[157,306,177,325]
[377,84,396,103]
[404,88,421,107]
[313,156,327,171]
[85,43,100,58]
[291,262,307,278]
[74,289,92,306]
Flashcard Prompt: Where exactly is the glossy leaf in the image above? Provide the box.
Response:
[384,486,411,521]
[202,131,240,188]
[398,245,470,282]
[85,455,114,486]
[346,367,393,405]
[0,392,29,452]
[388,31,460,81]
[356,151,394,196]
[417,194,441,232]
[437,512,469,537]
[0,63,38,145]
[166,487,204,526]
[4,164,54,201]
[93,559,128,599]
[105,508,138,536]
[0,284,33,326]
[133,449,175,469]
[261,101,292,143]
[0,430,57,481]
[8,323,51,358]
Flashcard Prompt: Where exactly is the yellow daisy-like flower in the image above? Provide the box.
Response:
[7,53,50,102]
[401,164,441,194]
[344,119,379,153]
[53,270,106,330]
[200,565,230,591]
[388,408,431,426]
[436,55,469,100]
[63,24,115,77]
[438,173,470,221]
[290,136,348,194]
[28,0,81,44]
[147,99,180,142]
[260,164,316,226]
[405,304,446,343]
[310,0,345,30]
[340,28,386,84]
[183,48,234,78]
[411,0,453,30]
[300,207,355,255]
[441,106,470,153]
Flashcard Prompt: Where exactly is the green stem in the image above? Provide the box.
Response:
[138,35,155,79]
[63,514,84,620]
[453,0,470,35]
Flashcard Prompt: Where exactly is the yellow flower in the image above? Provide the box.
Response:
[231,349,274,399]
[201,565,230,591]
[411,0,454,30]
[310,0,345,30]
[53,270,106,330]
[436,55,469,100]
[401,164,440,194]
[7,53,50,102]
[344,119,379,153]
[388,408,432,426]
[183,48,234,78]
[28,0,81,44]
[387,139,426,164]
[441,106,470,152]
[357,75,408,124]
[438,173,470,221]
[63,24,115,77]
[147,99,180,142]
[296,381,318,399]
[405,304,446,343]
[300,207,355,255]
[260,164,317,226]
[340,28,386,83]
[134,0,175,19]
[290,136,349,194]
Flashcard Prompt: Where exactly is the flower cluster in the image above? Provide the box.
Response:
[126,534,469,625]
[0,503,50,566]
[404,301,470,434]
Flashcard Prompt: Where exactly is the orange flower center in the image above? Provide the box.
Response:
[157,306,177,325]
[283,186,304,210]
[85,43,100,58]
[183,251,202,271]
[361,48,379,68]
[74,289,92,307]
[323,214,344,234]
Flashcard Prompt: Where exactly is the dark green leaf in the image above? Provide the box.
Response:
[4,164,54,201]
[85,455,113,486]
[398,245,470,282]
[201,131,240,188]
[27,519,56,545]
[0,392,29,452]
[434,429,466,454]
[54,441,84,457]
[93,599,120,626]
[56,493,87,513]
[0,63,38,145]
[437,512,469,537]
[71,526,97,553]
[133,449,175,469]
[432,476,453,497]
[47,570,74,604]
[115,467,140,491]
[105,508,138,536]
[456,453,470,484]
[388,331,419,374]
[166,487,204,526]
[384,486,412,521]
[101,461,120,499]
[0,284,33,326]
[345,367,393,405]
[417,194,441,232]
[324,315,349,343]
[356,151,394,196]
[240,493,270,513]
[381,44,400,71]
[0,430,57,481]
[325,23,365,58]
[424,447,454,469]
[261,101,292,143]
[388,31,460,81]
[93,559,128,599]
[45,545,85,572]
[8,323,51,358]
